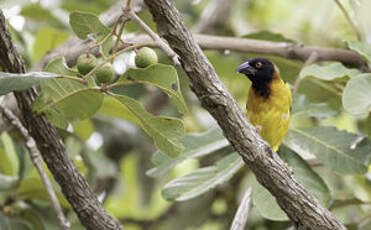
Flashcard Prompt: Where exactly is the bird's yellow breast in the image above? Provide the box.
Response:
[246,75,292,151]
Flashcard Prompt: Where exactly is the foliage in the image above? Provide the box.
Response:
[0,0,370,229]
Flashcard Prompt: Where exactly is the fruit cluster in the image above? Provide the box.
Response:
[75,47,158,84]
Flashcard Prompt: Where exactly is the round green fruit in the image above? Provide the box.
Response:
[77,54,97,75]
[135,47,158,68]
[95,63,115,84]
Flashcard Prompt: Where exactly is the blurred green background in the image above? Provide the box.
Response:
[0,0,370,229]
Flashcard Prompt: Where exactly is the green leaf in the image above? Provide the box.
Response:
[19,209,46,230]
[33,28,69,62]
[162,153,244,201]
[16,167,70,208]
[285,126,369,174]
[98,95,141,125]
[20,3,67,29]
[43,108,69,130]
[298,77,342,109]
[73,119,94,140]
[280,147,331,206]
[44,57,78,76]
[69,11,110,40]
[147,127,229,177]
[292,94,337,118]
[40,61,99,122]
[252,147,331,221]
[251,175,288,221]
[0,174,18,191]
[347,175,371,203]
[0,132,19,177]
[0,215,32,230]
[329,198,366,210]
[347,41,371,64]
[299,62,360,81]
[123,64,187,114]
[102,36,112,57]
[112,94,184,157]
[0,72,59,96]
[243,30,295,43]
[342,74,371,116]
[33,78,103,120]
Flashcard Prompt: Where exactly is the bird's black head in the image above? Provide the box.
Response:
[236,58,275,98]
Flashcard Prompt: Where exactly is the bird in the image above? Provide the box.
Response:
[236,58,292,151]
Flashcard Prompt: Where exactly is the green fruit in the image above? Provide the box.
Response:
[95,63,115,84]
[135,47,158,68]
[77,54,97,75]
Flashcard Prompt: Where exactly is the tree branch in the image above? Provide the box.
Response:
[33,1,367,72]
[32,0,145,71]
[124,9,180,66]
[33,10,367,73]
[0,10,124,230]
[0,105,70,230]
[143,1,346,229]
[230,187,251,230]
[127,33,367,68]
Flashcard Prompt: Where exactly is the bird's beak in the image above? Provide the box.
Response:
[236,62,257,76]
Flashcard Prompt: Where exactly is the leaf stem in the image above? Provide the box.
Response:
[104,81,125,91]
[88,30,113,55]
[126,0,132,10]
[112,20,127,56]
[59,75,87,84]
[37,87,101,113]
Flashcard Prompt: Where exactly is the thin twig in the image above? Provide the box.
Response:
[126,10,181,66]
[334,0,363,41]
[126,0,132,10]
[58,75,87,84]
[293,51,319,93]
[0,105,70,230]
[88,29,115,58]
[230,187,252,230]
[112,20,127,56]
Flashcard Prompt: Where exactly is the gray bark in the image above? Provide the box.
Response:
[0,10,124,230]
[143,1,346,229]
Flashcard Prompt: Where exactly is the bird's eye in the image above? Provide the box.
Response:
[255,62,262,68]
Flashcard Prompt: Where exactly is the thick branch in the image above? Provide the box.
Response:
[143,1,346,229]
[0,10,124,230]
[0,105,70,230]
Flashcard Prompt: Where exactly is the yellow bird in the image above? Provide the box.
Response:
[236,58,292,151]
